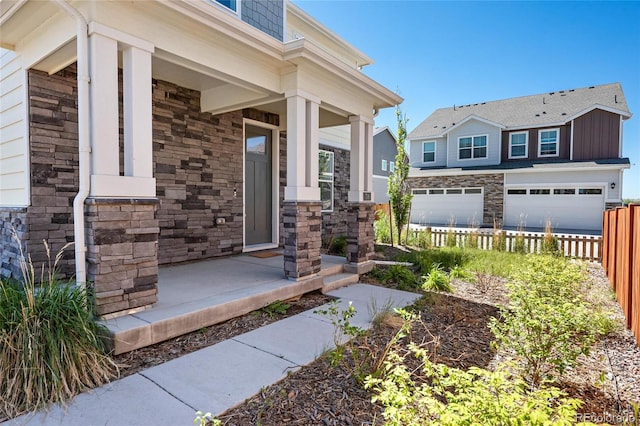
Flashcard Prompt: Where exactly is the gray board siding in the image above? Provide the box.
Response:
[373,130,397,176]
[242,0,284,41]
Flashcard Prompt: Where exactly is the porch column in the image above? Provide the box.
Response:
[283,90,322,280]
[85,23,159,318]
[346,116,375,273]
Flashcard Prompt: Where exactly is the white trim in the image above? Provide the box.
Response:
[204,0,241,16]
[319,149,334,212]
[619,116,623,157]
[457,134,488,161]
[564,104,632,122]
[319,138,350,151]
[87,22,154,53]
[570,120,574,160]
[422,140,436,163]
[242,118,280,250]
[409,162,629,178]
[23,67,30,207]
[508,131,528,159]
[537,128,560,158]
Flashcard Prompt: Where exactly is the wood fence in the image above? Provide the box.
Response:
[602,204,640,345]
[405,227,602,261]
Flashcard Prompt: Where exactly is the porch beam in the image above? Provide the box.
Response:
[348,115,374,202]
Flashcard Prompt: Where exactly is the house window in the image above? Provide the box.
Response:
[206,0,238,13]
[412,189,427,195]
[429,189,444,194]
[554,188,575,195]
[389,161,395,172]
[578,188,603,195]
[509,132,528,158]
[507,189,527,195]
[529,189,550,195]
[538,129,559,157]
[423,141,436,163]
[458,135,487,160]
[319,150,334,212]
[381,159,387,171]
[446,189,463,194]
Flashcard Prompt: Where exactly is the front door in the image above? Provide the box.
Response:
[245,124,272,246]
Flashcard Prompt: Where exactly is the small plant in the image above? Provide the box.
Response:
[489,255,610,387]
[261,300,291,318]
[422,265,452,292]
[326,235,347,256]
[541,219,561,255]
[374,211,392,244]
[194,411,221,426]
[474,271,498,294]
[513,222,527,254]
[366,346,589,426]
[450,265,473,281]
[383,264,419,290]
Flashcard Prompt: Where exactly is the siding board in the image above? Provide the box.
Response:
[573,109,619,160]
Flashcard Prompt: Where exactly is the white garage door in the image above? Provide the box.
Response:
[411,187,483,227]
[504,186,604,231]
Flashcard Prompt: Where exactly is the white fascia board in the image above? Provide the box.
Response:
[504,122,567,131]
[439,115,505,136]
[283,38,402,108]
[409,163,629,178]
[286,0,372,67]
[565,104,632,122]
[319,138,350,151]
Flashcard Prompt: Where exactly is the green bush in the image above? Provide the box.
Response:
[410,247,468,275]
[422,266,452,292]
[365,345,590,426]
[489,255,610,386]
[383,265,419,291]
[0,245,118,418]
[492,231,506,251]
[405,228,431,249]
[374,211,392,244]
[327,235,347,257]
[513,233,527,254]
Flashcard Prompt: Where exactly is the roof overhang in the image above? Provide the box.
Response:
[434,114,505,138]
[565,104,633,122]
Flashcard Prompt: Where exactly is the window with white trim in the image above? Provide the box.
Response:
[538,129,559,157]
[422,141,436,163]
[206,0,238,13]
[319,150,334,212]
[509,131,528,158]
[389,161,395,172]
[381,159,387,171]
[458,135,487,159]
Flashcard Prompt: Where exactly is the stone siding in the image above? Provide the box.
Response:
[320,144,350,240]
[85,198,159,316]
[25,67,79,279]
[0,208,28,279]
[346,202,375,264]
[408,173,505,226]
[283,201,322,279]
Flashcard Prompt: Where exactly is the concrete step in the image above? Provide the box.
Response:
[322,272,360,293]
[319,262,344,277]
[103,275,323,355]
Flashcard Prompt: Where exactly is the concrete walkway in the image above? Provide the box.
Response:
[5,284,421,426]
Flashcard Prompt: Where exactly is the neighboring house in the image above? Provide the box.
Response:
[372,126,398,204]
[407,83,631,231]
[0,0,401,317]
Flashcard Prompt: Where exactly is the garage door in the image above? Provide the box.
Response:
[504,186,604,231]
[410,187,483,227]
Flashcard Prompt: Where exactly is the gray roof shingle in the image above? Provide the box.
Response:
[408,83,631,139]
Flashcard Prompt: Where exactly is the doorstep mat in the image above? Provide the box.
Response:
[249,251,282,258]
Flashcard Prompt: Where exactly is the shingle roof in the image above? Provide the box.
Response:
[416,157,630,172]
[408,83,631,139]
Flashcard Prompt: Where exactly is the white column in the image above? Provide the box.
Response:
[284,90,321,201]
[123,46,153,178]
[349,115,374,202]
[89,33,119,178]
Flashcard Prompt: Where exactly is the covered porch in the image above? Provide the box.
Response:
[103,252,357,354]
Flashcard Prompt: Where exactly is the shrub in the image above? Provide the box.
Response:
[541,219,561,256]
[0,239,118,418]
[261,300,291,318]
[489,255,609,386]
[449,265,473,281]
[327,235,347,256]
[422,265,452,292]
[492,230,506,251]
[374,211,392,244]
[513,232,527,254]
[383,265,419,291]
[365,345,588,426]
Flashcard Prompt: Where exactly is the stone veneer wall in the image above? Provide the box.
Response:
[283,201,322,279]
[407,173,505,226]
[346,202,375,264]
[85,199,159,315]
[319,144,350,240]
[0,209,28,279]
[23,67,79,279]
[153,77,280,264]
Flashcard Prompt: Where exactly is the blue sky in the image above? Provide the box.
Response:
[293,0,640,198]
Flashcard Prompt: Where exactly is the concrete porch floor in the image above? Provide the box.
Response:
[102,252,359,354]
